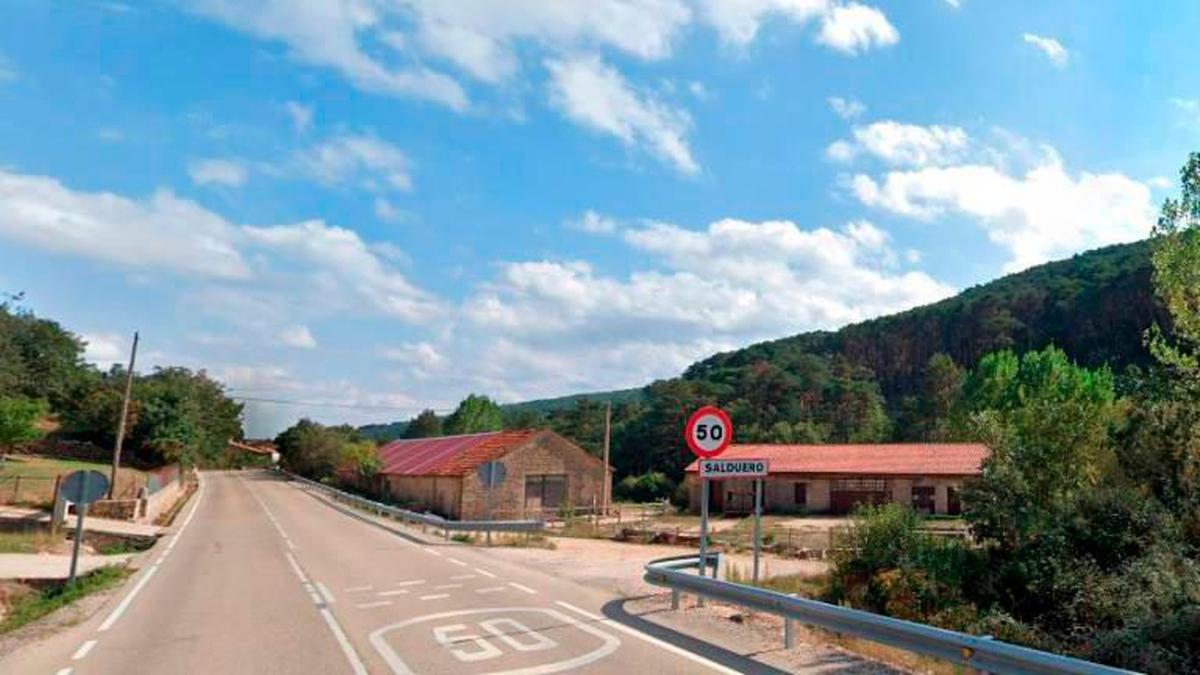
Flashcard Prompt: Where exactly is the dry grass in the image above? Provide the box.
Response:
[0,456,146,507]
[0,530,68,554]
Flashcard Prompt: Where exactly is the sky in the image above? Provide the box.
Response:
[2,1,1199,437]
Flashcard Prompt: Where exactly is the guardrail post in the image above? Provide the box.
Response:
[784,618,795,649]
[670,589,680,610]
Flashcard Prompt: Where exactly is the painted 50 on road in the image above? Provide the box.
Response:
[698,459,769,479]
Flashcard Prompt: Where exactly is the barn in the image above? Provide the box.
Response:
[684,443,989,516]
[371,429,608,520]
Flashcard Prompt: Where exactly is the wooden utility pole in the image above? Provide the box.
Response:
[602,401,612,516]
[108,331,139,499]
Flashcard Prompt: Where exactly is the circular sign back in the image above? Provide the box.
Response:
[60,470,110,505]
[685,405,733,459]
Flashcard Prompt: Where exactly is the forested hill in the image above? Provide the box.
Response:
[684,239,1165,403]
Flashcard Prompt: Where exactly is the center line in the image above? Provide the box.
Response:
[447,558,469,567]
[474,568,497,578]
[419,593,450,600]
[316,581,336,604]
[476,586,506,594]
[72,640,98,660]
[508,582,537,595]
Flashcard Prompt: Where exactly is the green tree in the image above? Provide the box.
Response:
[131,367,244,466]
[403,409,444,438]
[1148,152,1200,384]
[443,394,503,435]
[0,395,46,453]
[275,419,350,479]
[342,440,381,480]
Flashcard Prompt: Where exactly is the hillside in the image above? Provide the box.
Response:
[499,388,644,415]
[684,239,1165,402]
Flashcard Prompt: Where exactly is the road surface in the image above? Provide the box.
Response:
[0,471,792,674]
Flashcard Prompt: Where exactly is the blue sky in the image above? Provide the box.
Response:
[2,0,1198,437]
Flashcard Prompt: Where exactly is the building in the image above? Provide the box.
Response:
[372,429,608,520]
[684,443,989,516]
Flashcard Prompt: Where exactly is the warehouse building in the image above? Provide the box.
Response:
[684,443,989,515]
[369,429,608,520]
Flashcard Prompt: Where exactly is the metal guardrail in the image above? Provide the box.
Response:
[283,471,545,535]
[644,554,1136,675]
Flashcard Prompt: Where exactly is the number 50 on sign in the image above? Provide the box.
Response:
[685,405,733,459]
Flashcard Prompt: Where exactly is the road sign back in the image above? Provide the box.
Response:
[60,470,109,505]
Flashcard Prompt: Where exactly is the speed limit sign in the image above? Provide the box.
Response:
[685,405,733,459]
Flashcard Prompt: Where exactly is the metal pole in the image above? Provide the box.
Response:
[753,478,763,584]
[602,402,611,516]
[68,473,88,587]
[485,464,493,547]
[698,477,709,607]
[109,331,138,499]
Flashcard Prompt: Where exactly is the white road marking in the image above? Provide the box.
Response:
[419,593,451,600]
[433,583,462,590]
[422,547,443,557]
[316,581,336,604]
[508,582,537,595]
[447,558,469,567]
[554,601,741,674]
[476,586,506,594]
[357,601,393,609]
[320,607,369,675]
[394,579,427,587]
[345,585,373,592]
[474,568,497,578]
[308,590,323,604]
[98,474,204,632]
[72,640,98,660]
[449,574,476,580]
[54,668,72,675]
[377,590,409,597]
[285,552,309,583]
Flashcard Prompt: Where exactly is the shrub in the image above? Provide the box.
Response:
[614,471,675,503]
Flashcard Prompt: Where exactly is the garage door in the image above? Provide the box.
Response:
[830,478,890,515]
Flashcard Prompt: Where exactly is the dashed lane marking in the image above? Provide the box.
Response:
[449,574,476,580]
[55,668,72,675]
[377,590,409,597]
[394,580,427,587]
[433,583,462,590]
[476,586,506,594]
[72,640,98,660]
[508,582,537,595]
[554,601,741,675]
[474,568,497,579]
[422,547,443,557]
[447,558,469,567]
[419,593,451,600]
[356,601,393,609]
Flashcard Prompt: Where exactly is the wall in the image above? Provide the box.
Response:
[459,432,608,521]
[687,473,970,515]
[140,477,184,523]
[383,475,463,519]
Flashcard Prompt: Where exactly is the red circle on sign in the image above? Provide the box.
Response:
[685,405,733,459]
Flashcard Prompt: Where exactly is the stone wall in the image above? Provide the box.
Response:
[458,432,607,521]
[687,473,970,515]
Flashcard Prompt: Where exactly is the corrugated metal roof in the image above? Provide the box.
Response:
[376,430,541,477]
[684,443,989,476]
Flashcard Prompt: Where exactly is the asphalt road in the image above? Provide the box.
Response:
[0,471,775,674]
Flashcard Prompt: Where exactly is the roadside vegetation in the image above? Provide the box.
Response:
[0,566,130,634]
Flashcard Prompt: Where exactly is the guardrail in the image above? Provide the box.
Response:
[282,471,545,536]
[644,553,1134,675]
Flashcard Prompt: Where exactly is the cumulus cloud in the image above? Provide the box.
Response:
[81,332,129,369]
[828,95,866,120]
[189,158,249,187]
[816,2,899,55]
[828,121,970,167]
[0,169,251,279]
[546,54,698,174]
[1022,32,1069,68]
[297,133,412,191]
[568,209,619,235]
[278,325,317,349]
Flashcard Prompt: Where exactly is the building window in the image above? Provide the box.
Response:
[911,486,935,514]
[524,474,568,511]
[794,483,807,506]
[831,477,888,492]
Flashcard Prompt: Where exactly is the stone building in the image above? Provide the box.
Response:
[373,429,608,520]
[684,443,989,515]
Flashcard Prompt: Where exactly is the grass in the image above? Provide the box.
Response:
[0,566,131,634]
[0,455,147,506]
[724,561,828,597]
[0,530,63,554]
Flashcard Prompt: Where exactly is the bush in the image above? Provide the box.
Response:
[614,471,675,503]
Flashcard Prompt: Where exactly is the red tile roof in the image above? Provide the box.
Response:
[684,443,989,476]
[376,430,541,477]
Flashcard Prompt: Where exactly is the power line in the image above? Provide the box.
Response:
[229,395,453,414]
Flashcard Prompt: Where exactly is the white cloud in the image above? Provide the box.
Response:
[297,133,412,191]
[278,325,317,349]
[0,169,250,279]
[816,2,899,55]
[943,0,961,8]
[1147,175,1173,190]
[568,209,619,235]
[1171,98,1200,126]
[828,95,866,120]
[0,54,17,82]
[189,158,249,187]
[243,220,440,322]
[374,197,403,222]
[829,121,970,167]
[546,54,698,175]
[284,101,314,133]
[81,332,129,369]
[850,151,1156,271]
[187,0,468,110]
[1022,32,1069,68]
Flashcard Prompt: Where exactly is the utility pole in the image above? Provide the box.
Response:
[108,331,139,499]
[602,401,611,516]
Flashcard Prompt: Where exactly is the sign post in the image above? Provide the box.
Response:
[698,458,770,584]
[476,461,507,546]
[685,405,733,601]
[59,470,110,587]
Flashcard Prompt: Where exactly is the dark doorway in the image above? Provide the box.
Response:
[947,486,961,515]
[830,477,889,515]
[911,486,935,514]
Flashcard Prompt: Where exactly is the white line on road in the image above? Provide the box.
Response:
[476,586,506,594]
[320,608,369,675]
[286,553,310,583]
[419,593,450,600]
[54,668,72,675]
[356,601,393,609]
[508,582,537,595]
[394,580,426,587]
[474,568,497,578]
[316,581,336,604]
[447,557,469,567]
[433,583,462,590]
[344,585,373,592]
[72,640,98,660]
[449,574,476,580]
[421,547,442,557]
[554,601,741,675]
[377,590,409,597]
[98,475,204,632]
